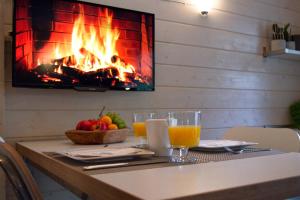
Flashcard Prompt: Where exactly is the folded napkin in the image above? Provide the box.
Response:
[62,147,154,159]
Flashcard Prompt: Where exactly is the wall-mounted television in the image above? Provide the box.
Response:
[13,0,155,91]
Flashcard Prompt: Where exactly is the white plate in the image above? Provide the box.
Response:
[191,140,258,152]
[58,147,155,162]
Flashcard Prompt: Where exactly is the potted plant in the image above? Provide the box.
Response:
[271,24,286,51]
[284,23,295,50]
[290,101,300,129]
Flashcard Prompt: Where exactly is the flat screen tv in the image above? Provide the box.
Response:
[13,0,155,91]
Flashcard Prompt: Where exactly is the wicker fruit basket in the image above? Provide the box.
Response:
[65,128,129,145]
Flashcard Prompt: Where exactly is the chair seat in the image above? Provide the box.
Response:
[223,127,300,153]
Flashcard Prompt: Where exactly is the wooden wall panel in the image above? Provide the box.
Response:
[2,108,290,138]
[157,2,270,38]
[156,20,269,54]
[215,0,300,27]
[5,85,300,110]
[155,43,300,76]
[2,0,300,140]
[253,0,300,15]
[156,65,300,91]
[3,0,12,24]
[69,0,298,38]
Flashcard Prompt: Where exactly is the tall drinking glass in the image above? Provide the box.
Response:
[132,112,155,147]
[168,111,201,163]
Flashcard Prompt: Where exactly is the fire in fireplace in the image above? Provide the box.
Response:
[13,0,155,91]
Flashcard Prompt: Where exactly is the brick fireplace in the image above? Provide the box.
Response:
[14,0,154,90]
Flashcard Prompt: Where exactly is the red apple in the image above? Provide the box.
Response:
[89,119,98,124]
[98,121,108,131]
[76,120,94,131]
[89,119,99,130]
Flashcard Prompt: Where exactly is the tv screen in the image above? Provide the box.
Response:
[13,0,155,91]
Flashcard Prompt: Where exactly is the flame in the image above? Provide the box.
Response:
[55,46,62,60]
[54,66,63,74]
[48,5,136,82]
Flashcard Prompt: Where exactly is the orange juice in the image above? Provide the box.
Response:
[132,122,147,138]
[168,125,201,147]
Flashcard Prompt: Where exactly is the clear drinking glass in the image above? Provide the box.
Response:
[168,111,201,163]
[132,112,155,147]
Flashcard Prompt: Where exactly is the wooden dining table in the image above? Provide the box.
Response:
[16,138,300,200]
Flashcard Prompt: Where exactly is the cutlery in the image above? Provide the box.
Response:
[83,162,129,170]
[247,148,272,152]
[68,152,114,158]
[224,147,244,154]
[224,147,272,154]
[83,157,170,170]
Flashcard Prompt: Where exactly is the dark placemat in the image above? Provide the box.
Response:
[188,147,280,163]
[43,148,280,175]
[43,152,171,174]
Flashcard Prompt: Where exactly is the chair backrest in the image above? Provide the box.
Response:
[223,127,300,152]
[0,154,32,199]
[0,137,43,200]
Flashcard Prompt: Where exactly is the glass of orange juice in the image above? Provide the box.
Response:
[132,112,155,147]
[168,111,201,163]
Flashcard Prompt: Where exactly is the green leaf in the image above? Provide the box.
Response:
[284,23,290,31]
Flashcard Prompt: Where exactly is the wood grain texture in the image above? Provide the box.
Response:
[215,0,300,27]
[3,0,12,25]
[155,42,300,76]
[92,0,296,37]
[5,85,300,110]
[2,108,290,138]
[156,20,269,54]
[254,0,300,13]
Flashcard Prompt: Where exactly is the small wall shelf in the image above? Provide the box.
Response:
[264,48,300,61]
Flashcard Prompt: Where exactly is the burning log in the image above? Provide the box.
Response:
[30,62,147,89]
[123,72,136,81]
[111,55,125,64]
[48,71,74,84]
[32,64,56,74]
[105,66,120,78]
[33,45,142,87]
[52,48,102,69]
[111,55,135,72]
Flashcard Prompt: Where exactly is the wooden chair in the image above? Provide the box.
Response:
[223,127,300,152]
[0,137,43,200]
